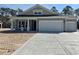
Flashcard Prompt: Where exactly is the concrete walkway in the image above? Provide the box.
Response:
[12,32,79,55]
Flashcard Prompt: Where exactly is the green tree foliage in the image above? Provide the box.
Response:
[0,7,17,16]
[0,7,23,28]
[50,6,59,15]
[16,8,23,15]
[62,6,74,15]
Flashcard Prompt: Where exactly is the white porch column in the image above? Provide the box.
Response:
[18,20,19,29]
[24,20,26,29]
[11,19,14,30]
[27,19,30,31]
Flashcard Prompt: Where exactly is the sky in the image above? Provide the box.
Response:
[0,4,79,12]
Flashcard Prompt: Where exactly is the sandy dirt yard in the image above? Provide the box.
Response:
[0,28,35,55]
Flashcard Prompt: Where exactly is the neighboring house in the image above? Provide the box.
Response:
[0,11,10,16]
[10,4,77,32]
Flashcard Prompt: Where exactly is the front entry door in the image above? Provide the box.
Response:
[30,20,36,31]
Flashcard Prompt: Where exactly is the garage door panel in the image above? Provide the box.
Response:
[65,21,76,32]
[39,20,64,32]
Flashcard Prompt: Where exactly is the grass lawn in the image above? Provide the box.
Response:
[0,28,35,55]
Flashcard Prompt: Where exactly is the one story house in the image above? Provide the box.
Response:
[10,4,77,32]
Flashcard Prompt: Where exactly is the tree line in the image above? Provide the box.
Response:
[0,8,23,16]
[51,6,79,16]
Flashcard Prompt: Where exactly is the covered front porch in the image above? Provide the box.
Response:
[11,18,37,32]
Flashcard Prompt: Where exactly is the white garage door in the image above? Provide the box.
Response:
[39,20,64,32]
[65,21,77,32]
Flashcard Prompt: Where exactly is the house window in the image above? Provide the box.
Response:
[34,12,42,15]
[33,10,43,15]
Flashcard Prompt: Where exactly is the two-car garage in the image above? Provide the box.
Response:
[38,17,77,32]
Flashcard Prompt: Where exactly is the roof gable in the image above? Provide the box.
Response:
[18,4,52,16]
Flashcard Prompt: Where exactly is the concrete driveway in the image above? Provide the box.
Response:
[12,32,79,55]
